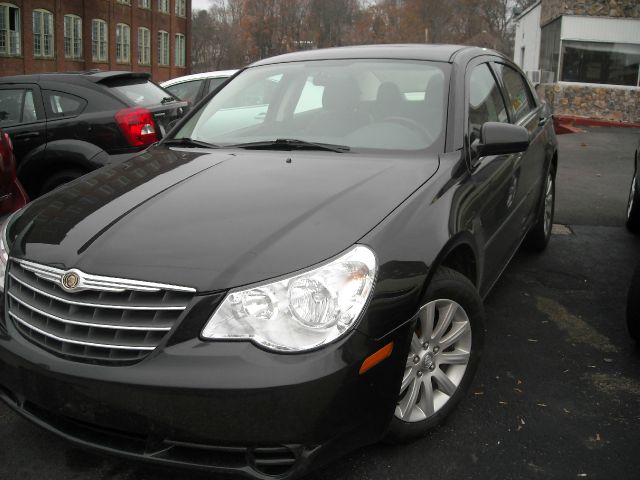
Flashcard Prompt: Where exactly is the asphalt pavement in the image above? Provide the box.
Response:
[0,127,639,480]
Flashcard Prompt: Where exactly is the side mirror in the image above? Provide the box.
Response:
[475,122,529,157]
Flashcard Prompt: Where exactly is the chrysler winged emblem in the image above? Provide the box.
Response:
[61,271,80,291]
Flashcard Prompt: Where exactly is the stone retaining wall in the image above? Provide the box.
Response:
[538,83,640,124]
[541,0,640,25]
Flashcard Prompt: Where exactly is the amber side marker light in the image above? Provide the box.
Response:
[359,342,394,375]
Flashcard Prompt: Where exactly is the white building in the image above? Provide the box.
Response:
[513,0,640,88]
[513,1,542,76]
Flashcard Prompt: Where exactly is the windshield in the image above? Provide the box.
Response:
[174,59,449,152]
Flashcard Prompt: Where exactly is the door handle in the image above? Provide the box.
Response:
[14,132,40,139]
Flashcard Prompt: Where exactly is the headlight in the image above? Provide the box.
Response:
[201,245,377,352]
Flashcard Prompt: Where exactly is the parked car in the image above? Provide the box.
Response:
[628,263,640,342]
[0,129,28,216]
[0,45,558,479]
[627,140,640,232]
[0,71,188,198]
[161,70,237,105]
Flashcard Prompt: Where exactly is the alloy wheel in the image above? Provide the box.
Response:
[395,299,472,423]
[543,174,554,238]
[629,175,636,220]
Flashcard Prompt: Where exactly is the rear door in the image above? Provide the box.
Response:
[99,76,188,138]
[0,84,47,165]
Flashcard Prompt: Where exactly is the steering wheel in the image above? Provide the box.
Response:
[384,117,434,144]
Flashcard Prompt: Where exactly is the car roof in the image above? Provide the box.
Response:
[161,70,238,87]
[0,71,151,85]
[250,44,504,67]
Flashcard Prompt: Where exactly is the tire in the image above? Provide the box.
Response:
[524,167,555,251]
[39,169,86,196]
[385,267,485,443]
[626,170,640,234]
[628,263,640,342]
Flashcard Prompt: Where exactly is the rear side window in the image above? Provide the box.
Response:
[165,80,203,103]
[493,63,535,122]
[44,90,87,118]
[104,77,174,107]
[0,89,40,126]
[468,64,509,144]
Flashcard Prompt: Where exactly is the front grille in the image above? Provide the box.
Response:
[6,259,196,365]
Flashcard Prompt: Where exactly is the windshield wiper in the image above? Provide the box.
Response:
[227,138,351,153]
[163,137,219,149]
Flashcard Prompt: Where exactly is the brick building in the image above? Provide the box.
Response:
[0,0,191,82]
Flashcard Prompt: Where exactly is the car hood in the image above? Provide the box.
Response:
[10,146,439,292]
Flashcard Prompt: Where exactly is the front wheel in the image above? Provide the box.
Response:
[626,171,640,234]
[524,168,555,251]
[385,267,485,443]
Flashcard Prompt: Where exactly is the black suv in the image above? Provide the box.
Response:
[0,71,187,197]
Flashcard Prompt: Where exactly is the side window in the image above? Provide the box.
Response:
[207,77,227,93]
[493,63,535,123]
[44,90,87,118]
[165,80,203,103]
[468,64,509,144]
[0,89,40,126]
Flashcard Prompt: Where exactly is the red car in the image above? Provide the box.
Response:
[0,129,28,215]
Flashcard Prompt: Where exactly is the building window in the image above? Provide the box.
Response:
[561,40,640,87]
[158,0,169,13]
[92,19,108,62]
[138,0,150,9]
[64,15,82,60]
[116,23,130,64]
[176,0,186,17]
[116,0,131,4]
[158,30,169,66]
[138,27,150,65]
[33,9,54,58]
[0,3,20,56]
[539,18,561,82]
[175,33,185,67]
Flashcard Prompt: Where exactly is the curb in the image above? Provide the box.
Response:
[553,115,640,135]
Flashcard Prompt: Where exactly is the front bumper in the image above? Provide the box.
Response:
[0,307,411,479]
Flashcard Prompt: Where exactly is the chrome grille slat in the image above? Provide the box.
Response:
[9,312,156,350]
[8,292,172,331]
[6,259,197,365]
[9,272,187,311]
[15,258,195,293]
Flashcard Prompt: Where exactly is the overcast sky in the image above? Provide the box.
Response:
[192,0,210,11]
[191,0,377,11]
